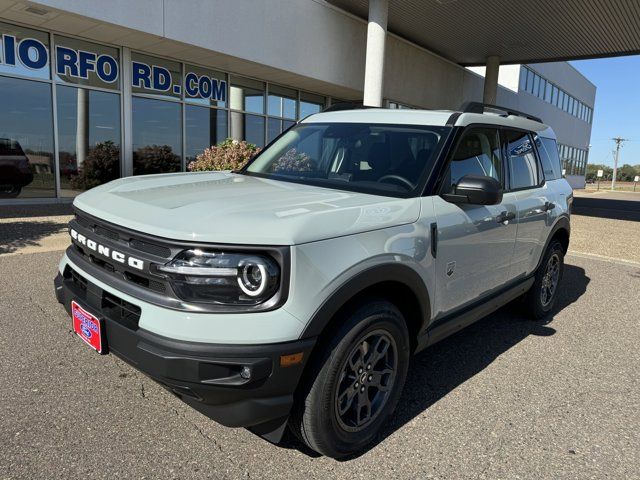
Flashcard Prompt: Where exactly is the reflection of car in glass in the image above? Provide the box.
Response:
[0,138,33,197]
[55,102,572,458]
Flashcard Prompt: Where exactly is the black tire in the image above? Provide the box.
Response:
[290,300,410,458]
[524,239,564,320]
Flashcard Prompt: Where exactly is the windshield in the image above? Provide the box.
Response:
[243,123,449,196]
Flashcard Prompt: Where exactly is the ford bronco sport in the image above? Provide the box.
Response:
[55,102,572,457]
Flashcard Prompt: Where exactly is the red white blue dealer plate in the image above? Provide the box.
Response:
[71,300,104,354]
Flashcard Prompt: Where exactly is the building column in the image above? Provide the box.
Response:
[229,86,244,140]
[76,88,89,170]
[363,0,389,107]
[122,47,134,176]
[482,55,500,105]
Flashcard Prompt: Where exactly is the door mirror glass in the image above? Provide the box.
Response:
[442,174,503,205]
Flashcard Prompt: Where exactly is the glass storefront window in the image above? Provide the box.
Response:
[0,21,333,199]
[55,36,120,90]
[299,92,324,119]
[231,112,264,147]
[538,78,546,99]
[230,76,264,114]
[185,105,228,162]
[544,82,553,102]
[56,85,121,197]
[268,85,296,119]
[519,70,527,91]
[0,76,54,198]
[0,22,50,80]
[184,65,227,108]
[132,52,181,100]
[132,97,182,174]
[267,118,295,144]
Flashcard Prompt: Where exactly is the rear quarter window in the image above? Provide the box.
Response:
[535,136,562,180]
[505,130,540,190]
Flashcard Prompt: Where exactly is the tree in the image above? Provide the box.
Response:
[586,163,612,181]
[70,141,120,191]
[618,164,637,182]
[133,145,181,175]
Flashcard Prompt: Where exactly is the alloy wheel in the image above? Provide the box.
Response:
[540,253,561,307]
[334,329,397,432]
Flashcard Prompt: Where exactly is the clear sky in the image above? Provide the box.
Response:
[571,56,640,168]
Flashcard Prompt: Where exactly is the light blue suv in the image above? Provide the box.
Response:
[55,102,572,457]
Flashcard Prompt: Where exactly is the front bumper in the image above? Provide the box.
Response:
[54,270,315,435]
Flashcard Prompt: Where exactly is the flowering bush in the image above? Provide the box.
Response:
[188,138,260,172]
[270,148,315,173]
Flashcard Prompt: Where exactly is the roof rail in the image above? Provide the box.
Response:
[459,101,543,124]
[322,102,378,113]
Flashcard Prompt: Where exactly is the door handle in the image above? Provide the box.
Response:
[496,211,515,223]
[530,201,556,216]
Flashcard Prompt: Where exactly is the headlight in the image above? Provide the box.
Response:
[157,249,280,305]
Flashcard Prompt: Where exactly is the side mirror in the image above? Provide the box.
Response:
[442,174,503,205]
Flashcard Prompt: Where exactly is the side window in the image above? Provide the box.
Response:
[505,130,540,190]
[534,135,562,180]
[440,127,502,193]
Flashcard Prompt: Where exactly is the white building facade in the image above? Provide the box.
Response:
[0,0,595,203]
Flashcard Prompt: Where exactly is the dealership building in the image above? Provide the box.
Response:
[0,0,611,203]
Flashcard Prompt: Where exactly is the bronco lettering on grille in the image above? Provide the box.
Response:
[70,228,144,271]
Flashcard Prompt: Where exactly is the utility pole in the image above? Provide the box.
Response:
[611,137,628,190]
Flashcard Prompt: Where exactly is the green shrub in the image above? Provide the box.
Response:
[133,145,181,175]
[70,141,120,191]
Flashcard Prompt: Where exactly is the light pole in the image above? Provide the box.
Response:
[611,137,628,191]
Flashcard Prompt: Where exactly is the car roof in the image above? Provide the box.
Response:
[302,108,556,139]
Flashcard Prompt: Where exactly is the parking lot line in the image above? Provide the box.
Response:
[567,250,640,268]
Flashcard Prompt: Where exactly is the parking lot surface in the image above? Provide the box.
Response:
[1,205,639,479]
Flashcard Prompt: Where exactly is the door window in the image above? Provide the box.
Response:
[505,130,540,190]
[440,127,502,194]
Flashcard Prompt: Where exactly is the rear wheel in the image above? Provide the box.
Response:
[290,300,410,458]
[524,239,564,320]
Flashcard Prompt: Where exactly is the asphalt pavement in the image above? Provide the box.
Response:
[573,190,640,221]
[1,248,638,479]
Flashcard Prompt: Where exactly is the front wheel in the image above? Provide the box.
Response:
[290,300,410,458]
[524,239,565,320]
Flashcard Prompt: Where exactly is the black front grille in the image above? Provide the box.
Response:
[65,265,88,294]
[75,213,171,259]
[63,265,141,329]
[124,271,166,293]
[75,215,92,229]
[130,239,171,258]
[72,213,174,295]
[94,225,119,241]
[102,291,141,330]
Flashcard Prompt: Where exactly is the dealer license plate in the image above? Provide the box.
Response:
[71,300,105,354]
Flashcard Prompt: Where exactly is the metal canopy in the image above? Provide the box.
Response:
[327,0,640,65]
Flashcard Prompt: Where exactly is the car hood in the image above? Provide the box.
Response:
[73,172,420,245]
